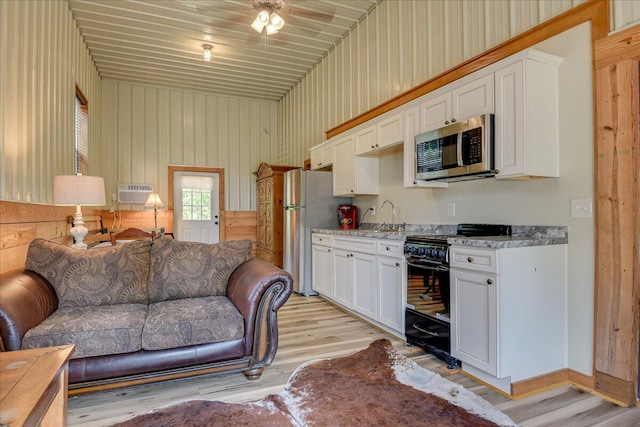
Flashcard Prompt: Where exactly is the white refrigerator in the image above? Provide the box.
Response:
[283,169,347,295]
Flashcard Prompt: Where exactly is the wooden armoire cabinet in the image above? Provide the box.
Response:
[254,163,297,268]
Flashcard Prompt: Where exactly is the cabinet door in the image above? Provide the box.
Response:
[320,143,333,167]
[332,136,356,196]
[450,269,498,376]
[312,244,333,297]
[310,148,323,170]
[376,112,404,150]
[355,125,377,156]
[451,73,494,120]
[352,251,377,320]
[377,256,405,333]
[494,61,524,177]
[420,92,451,132]
[332,249,353,308]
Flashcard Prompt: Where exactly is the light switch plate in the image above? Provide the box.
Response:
[570,198,592,218]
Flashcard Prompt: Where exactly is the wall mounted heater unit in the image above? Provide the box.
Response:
[117,184,154,204]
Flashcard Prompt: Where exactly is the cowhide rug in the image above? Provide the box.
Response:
[112,339,517,426]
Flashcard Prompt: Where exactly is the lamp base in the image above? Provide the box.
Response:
[70,205,89,250]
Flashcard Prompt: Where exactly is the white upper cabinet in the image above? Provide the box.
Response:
[354,125,377,156]
[356,111,405,157]
[452,74,494,120]
[494,49,563,179]
[309,139,334,170]
[333,135,379,196]
[420,73,494,133]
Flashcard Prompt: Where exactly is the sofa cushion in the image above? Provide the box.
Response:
[148,238,252,303]
[22,304,147,359]
[25,238,151,308]
[142,296,244,351]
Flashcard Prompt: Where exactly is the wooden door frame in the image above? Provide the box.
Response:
[168,165,226,241]
[593,23,640,406]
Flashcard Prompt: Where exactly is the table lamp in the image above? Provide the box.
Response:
[54,174,106,249]
[145,193,163,229]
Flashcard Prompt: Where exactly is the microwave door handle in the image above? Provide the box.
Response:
[457,131,463,166]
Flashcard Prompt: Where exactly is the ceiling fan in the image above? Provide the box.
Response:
[250,0,287,35]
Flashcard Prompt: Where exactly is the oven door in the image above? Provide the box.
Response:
[405,259,450,313]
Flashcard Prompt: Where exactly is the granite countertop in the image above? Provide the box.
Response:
[312,225,568,248]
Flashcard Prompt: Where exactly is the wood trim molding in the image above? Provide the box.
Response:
[593,24,640,407]
[167,165,226,241]
[325,0,609,139]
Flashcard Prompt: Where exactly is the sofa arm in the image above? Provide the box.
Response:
[227,258,293,366]
[0,270,58,352]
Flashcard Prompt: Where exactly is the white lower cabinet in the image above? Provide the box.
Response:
[312,233,405,337]
[450,244,568,394]
[377,255,405,332]
[352,251,377,319]
[311,244,333,297]
[332,248,354,308]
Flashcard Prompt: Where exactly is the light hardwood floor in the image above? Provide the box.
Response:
[67,295,640,426]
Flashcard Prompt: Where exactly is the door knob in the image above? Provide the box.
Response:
[487,279,493,285]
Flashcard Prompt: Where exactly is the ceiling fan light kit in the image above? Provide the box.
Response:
[251,0,286,34]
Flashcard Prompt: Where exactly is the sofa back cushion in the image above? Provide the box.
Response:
[148,237,252,303]
[25,238,151,308]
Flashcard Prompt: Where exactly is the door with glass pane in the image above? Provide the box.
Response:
[173,171,220,243]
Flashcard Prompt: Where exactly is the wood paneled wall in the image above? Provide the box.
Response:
[0,201,101,274]
[0,200,258,275]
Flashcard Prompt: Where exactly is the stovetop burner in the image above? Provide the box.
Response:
[404,224,512,264]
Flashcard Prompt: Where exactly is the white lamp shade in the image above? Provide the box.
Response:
[54,175,106,206]
[266,24,278,35]
[145,193,164,207]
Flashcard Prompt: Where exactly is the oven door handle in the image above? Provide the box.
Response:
[405,260,450,272]
[413,324,440,337]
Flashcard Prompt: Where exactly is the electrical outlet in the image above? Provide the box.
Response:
[370,205,375,216]
[447,203,456,217]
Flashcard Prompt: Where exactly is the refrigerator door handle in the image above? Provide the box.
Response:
[284,206,303,210]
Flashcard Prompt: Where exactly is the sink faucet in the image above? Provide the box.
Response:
[380,200,395,229]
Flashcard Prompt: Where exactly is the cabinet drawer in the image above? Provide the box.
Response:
[333,236,376,253]
[312,233,332,247]
[450,246,497,273]
[376,239,404,257]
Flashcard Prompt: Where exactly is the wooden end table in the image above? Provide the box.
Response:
[1,345,74,426]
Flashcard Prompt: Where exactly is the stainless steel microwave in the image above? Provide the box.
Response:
[415,114,496,182]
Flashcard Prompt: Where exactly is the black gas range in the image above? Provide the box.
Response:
[404,224,511,367]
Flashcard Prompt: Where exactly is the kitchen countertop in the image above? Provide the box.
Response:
[312,225,568,248]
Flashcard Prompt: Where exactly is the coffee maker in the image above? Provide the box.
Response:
[338,204,358,230]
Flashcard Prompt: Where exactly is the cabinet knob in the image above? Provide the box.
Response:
[375,144,379,148]
[413,181,417,185]
[487,279,493,285]
[444,120,450,125]
[386,246,390,251]
[317,163,321,166]
[327,249,331,252]
[350,189,354,193]
[451,118,456,123]
[371,145,375,149]
[395,262,400,267]
[467,257,474,263]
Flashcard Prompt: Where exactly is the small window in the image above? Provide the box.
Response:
[182,189,212,221]
[75,88,88,175]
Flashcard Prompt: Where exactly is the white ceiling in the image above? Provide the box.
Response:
[67,0,380,101]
